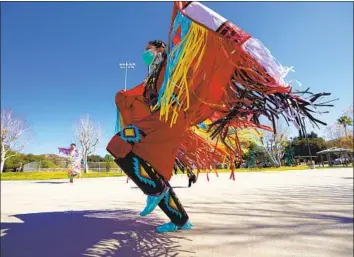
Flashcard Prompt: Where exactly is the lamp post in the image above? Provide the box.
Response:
[119,62,136,91]
[302,117,314,168]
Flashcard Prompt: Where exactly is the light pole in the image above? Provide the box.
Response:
[119,62,136,91]
[302,116,314,168]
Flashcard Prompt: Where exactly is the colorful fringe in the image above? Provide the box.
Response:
[109,1,334,181]
[114,108,124,134]
[156,11,208,126]
[155,1,334,156]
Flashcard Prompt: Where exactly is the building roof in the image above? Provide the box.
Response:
[316,148,353,155]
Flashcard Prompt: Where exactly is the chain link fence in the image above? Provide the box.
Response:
[23,162,40,172]
[19,161,122,173]
[86,162,122,172]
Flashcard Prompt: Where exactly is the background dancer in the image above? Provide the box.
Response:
[59,143,82,183]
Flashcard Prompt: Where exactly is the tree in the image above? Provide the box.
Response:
[0,109,31,173]
[104,154,114,162]
[260,124,290,167]
[289,132,326,157]
[337,116,353,137]
[4,152,63,171]
[40,159,58,168]
[325,105,353,149]
[87,155,104,162]
[326,137,353,150]
[25,153,39,163]
[3,151,26,171]
[75,115,102,173]
[104,154,114,172]
[343,104,353,118]
[325,124,353,149]
[325,123,349,141]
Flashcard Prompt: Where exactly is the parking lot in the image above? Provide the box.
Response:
[1,168,353,257]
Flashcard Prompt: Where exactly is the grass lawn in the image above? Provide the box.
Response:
[222,165,352,173]
[215,166,308,173]
[0,171,125,181]
[1,165,351,181]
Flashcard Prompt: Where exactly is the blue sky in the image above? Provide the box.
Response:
[1,1,353,156]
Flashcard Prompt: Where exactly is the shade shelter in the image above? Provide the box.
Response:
[316,148,353,167]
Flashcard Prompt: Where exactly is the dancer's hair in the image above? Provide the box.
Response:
[147,40,166,49]
[144,40,167,106]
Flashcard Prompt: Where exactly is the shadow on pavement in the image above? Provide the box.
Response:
[131,186,190,189]
[1,209,194,257]
[32,181,68,184]
[183,183,353,255]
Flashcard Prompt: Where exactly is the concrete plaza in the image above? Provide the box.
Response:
[1,168,353,257]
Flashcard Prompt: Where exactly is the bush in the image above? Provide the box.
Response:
[40,160,58,168]
[106,162,114,172]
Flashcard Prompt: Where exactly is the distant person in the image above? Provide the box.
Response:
[187,169,197,187]
[58,143,82,183]
[175,165,196,187]
[173,164,178,175]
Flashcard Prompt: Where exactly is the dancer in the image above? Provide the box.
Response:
[59,143,82,183]
[174,160,197,187]
[108,40,192,233]
[107,1,333,233]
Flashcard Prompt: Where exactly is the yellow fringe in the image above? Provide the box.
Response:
[117,113,124,132]
[222,155,228,169]
[158,23,208,127]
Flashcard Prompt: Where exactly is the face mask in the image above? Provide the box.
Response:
[142,49,155,66]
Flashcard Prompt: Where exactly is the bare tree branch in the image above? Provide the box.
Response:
[343,104,353,119]
[261,123,290,167]
[75,115,103,173]
[1,109,31,172]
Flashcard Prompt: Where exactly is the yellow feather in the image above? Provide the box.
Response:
[159,23,208,125]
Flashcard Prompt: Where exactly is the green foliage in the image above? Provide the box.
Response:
[4,151,26,170]
[3,151,63,170]
[103,154,115,171]
[40,160,58,168]
[105,162,113,172]
[104,154,114,162]
[307,131,320,139]
[87,155,104,162]
[337,115,353,137]
[288,132,326,156]
[337,116,353,127]
[25,153,39,163]
[242,142,259,160]
[326,136,354,150]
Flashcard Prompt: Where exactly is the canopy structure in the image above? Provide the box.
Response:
[316,148,353,155]
[316,148,353,167]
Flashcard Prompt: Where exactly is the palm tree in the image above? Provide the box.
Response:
[337,115,353,137]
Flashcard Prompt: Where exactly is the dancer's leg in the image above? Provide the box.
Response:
[188,177,193,187]
[115,152,191,232]
[68,170,73,183]
[115,152,167,195]
[157,180,190,228]
[114,152,169,216]
[187,169,197,187]
[108,129,191,232]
